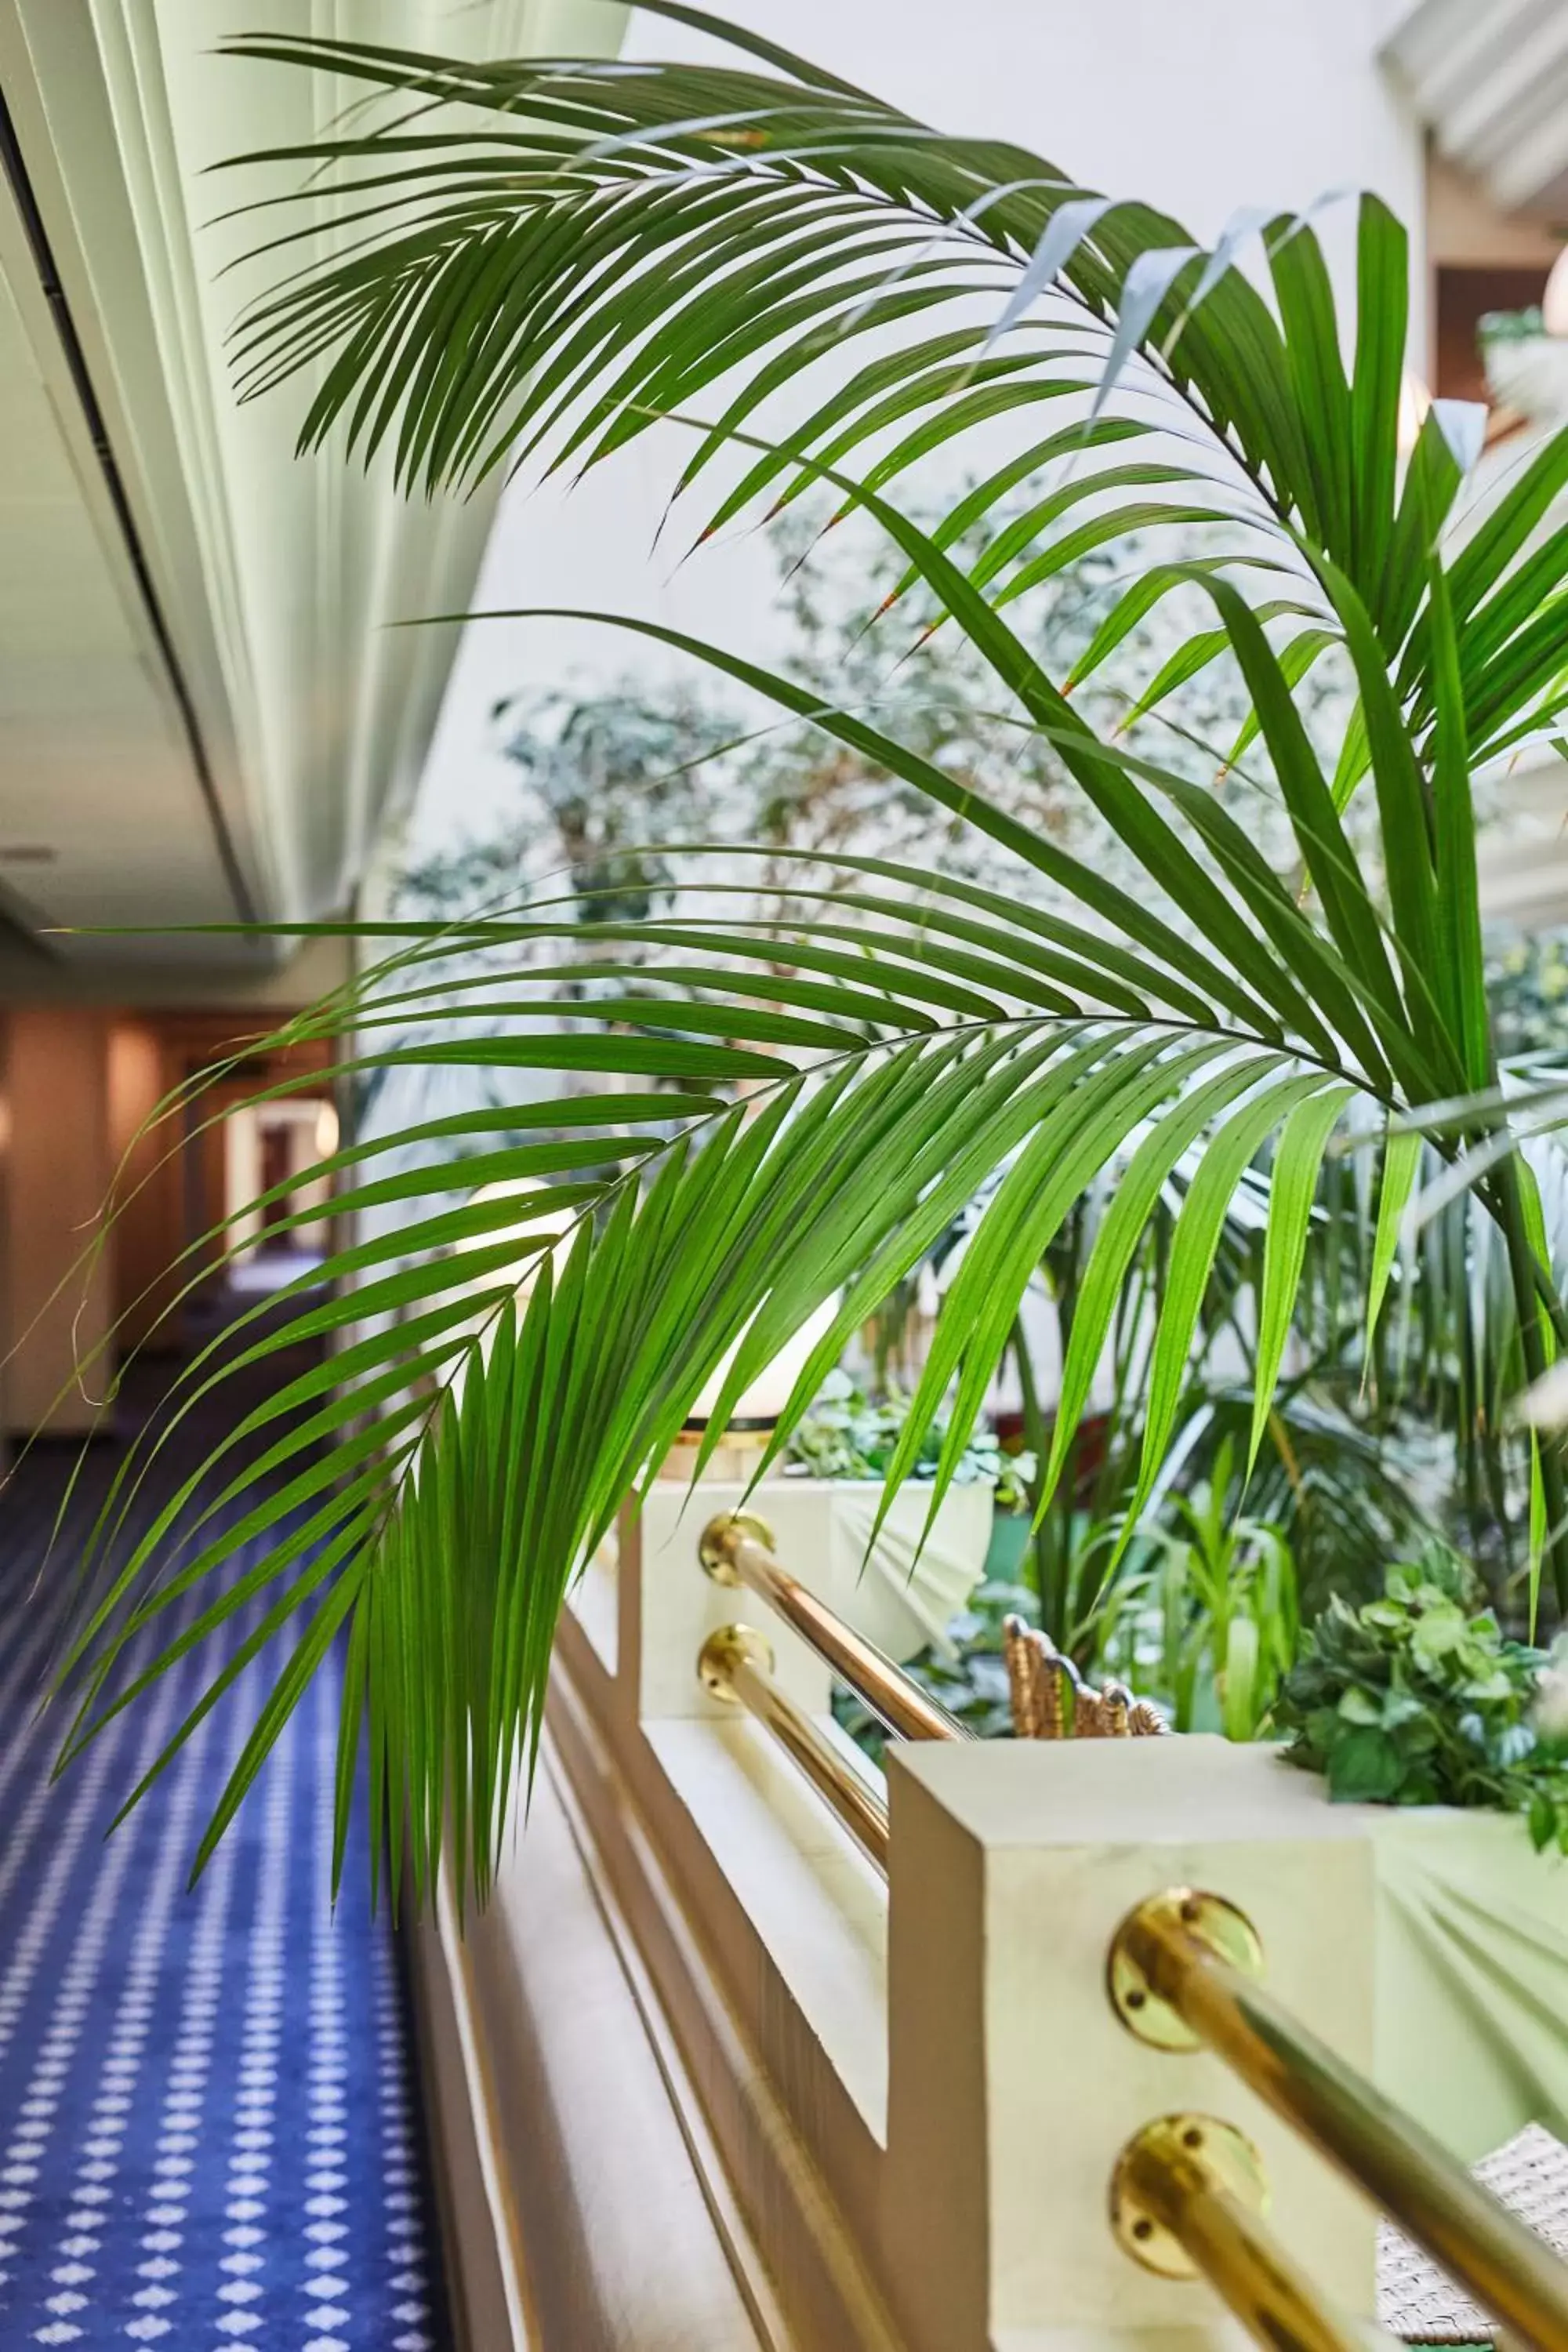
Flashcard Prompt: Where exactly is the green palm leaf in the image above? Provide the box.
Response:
[52,9,1568,1904]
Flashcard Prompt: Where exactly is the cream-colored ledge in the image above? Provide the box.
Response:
[412,1467,1568,2352]
[646,1712,889,2136]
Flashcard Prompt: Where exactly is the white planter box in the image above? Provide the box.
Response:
[798,1475,996,1663]
[631,1472,996,1728]
[1373,1801,1568,2162]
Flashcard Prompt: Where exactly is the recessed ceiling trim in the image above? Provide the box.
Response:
[1384,0,1568,217]
[0,79,258,927]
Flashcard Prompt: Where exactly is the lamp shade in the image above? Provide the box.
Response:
[314,1099,340,1160]
[686,1294,843,1428]
[457,1176,577,1300]
[1544,247,1568,339]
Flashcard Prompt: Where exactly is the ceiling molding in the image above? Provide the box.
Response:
[0,0,626,952]
[0,0,270,947]
[0,67,259,925]
[1383,0,1568,218]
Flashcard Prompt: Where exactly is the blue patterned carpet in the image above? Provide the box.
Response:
[0,1354,446,2349]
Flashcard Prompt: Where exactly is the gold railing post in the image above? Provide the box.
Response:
[698,1624,891,1871]
[1109,1886,1568,2352]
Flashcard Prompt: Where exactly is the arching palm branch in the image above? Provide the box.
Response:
[53,5,1568,1904]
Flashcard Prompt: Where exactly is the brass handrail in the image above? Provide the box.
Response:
[698,1624,890,1871]
[1109,1888,1568,2352]
[699,1512,970,1744]
[1111,2114,1363,2352]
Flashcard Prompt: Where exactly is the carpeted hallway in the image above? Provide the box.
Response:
[0,1342,447,2349]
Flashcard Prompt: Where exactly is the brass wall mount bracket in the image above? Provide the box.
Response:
[698,1509,776,1585]
[1108,1886,1265,2050]
[1110,2114,1269,2278]
[697,1623,774,1700]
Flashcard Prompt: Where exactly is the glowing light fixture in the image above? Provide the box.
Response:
[1544,246,1568,339]
[457,1177,579,1298]
[1396,369,1432,456]
[687,1293,843,1433]
[456,1184,844,1433]
[314,1100,340,1160]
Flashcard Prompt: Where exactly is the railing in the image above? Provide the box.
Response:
[699,1510,969,1744]
[695,1508,965,1875]
[1109,2114,1362,2352]
[1108,1886,1568,2352]
[672,1501,1568,2352]
[694,1512,1174,1878]
[698,1624,893,1869]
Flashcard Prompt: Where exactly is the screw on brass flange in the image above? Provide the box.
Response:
[1110,2114,1269,2278]
[697,1623,774,1701]
[698,1509,775,1584]
[1107,1886,1265,2050]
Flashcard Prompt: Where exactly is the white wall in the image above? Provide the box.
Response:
[409,0,1425,852]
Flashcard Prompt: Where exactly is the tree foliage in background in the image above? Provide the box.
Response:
[401,684,728,931]
[52,5,1568,1901]
[401,494,1360,937]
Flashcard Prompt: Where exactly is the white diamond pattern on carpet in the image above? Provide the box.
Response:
[0,1419,447,2347]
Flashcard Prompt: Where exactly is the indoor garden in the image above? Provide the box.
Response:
[48,5,1568,1902]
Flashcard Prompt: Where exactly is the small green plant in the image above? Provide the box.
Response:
[1095,1443,1299,1737]
[786,1370,1034,1510]
[1486,926,1568,1063]
[1276,1548,1568,1849]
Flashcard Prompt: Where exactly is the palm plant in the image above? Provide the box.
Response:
[1095,1438,1300,1739]
[1011,1160,1446,1646]
[53,5,1568,1904]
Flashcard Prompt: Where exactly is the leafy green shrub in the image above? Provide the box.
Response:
[786,1371,1034,1511]
[1478,305,1546,348]
[1277,1549,1568,1849]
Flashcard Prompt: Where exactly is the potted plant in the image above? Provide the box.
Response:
[1277,1547,1568,1841]
[1267,1545,1568,2154]
[1480,305,1568,428]
[1097,1442,1301,1738]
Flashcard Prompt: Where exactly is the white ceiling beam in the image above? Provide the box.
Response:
[0,0,626,954]
[1384,0,1568,216]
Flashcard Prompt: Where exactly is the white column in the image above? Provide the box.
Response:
[881,1737,1379,2351]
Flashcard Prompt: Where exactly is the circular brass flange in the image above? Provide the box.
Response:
[1107,1886,1265,2049]
[697,1623,774,1701]
[698,1509,775,1585]
[1110,2113,1269,2278]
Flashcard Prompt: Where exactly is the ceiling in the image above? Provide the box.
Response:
[0,46,242,953]
[1385,0,1568,218]
[0,0,626,971]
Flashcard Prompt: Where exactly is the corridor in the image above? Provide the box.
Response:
[0,1350,446,2349]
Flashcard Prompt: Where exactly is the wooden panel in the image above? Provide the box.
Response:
[3,1005,111,1432]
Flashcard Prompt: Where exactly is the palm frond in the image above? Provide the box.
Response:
[53,12,1568,1901]
[216,13,1568,773]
